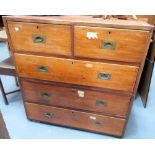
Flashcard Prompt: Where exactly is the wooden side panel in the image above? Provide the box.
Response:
[25,102,126,136]
[74,26,150,63]
[7,21,71,56]
[21,79,131,117]
[14,53,139,92]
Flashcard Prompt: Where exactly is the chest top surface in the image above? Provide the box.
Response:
[3,15,154,31]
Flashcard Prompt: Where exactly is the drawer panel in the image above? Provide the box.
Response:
[74,26,150,63]
[8,21,71,56]
[15,53,139,92]
[25,102,126,136]
[21,79,132,117]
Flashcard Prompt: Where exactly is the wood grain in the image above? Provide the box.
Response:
[25,102,126,136]
[21,79,132,117]
[7,21,71,56]
[14,53,139,92]
[74,26,150,63]
[3,15,153,137]
[3,16,154,31]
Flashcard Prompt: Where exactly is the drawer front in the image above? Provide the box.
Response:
[8,21,71,56]
[15,53,139,92]
[74,26,150,63]
[25,102,126,136]
[21,80,131,117]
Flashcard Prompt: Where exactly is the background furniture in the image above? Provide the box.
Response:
[0,110,10,139]
[4,16,153,137]
[0,57,20,105]
[0,26,20,105]
[0,16,3,28]
[0,29,7,41]
[137,16,155,107]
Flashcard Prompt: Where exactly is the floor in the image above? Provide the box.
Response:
[0,42,155,139]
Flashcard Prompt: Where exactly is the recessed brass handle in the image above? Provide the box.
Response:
[40,92,51,98]
[98,72,111,80]
[96,100,107,107]
[32,35,45,43]
[94,121,104,126]
[37,66,48,72]
[101,40,116,50]
[43,112,54,118]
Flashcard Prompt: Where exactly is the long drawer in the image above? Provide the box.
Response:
[74,26,150,63]
[21,79,131,117]
[25,102,126,136]
[15,53,139,92]
[7,21,71,56]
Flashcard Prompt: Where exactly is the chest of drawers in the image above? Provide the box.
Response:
[3,16,153,137]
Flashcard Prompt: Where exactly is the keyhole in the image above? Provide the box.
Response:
[71,112,75,116]
[37,25,39,29]
[108,31,111,34]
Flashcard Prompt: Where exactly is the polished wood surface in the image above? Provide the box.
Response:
[4,16,154,31]
[26,102,126,136]
[7,21,71,56]
[74,26,150,63]
[15,53,139,92]
[4,15,153,137]
[21,79,131,117]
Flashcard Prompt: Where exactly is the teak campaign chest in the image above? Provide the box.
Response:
[3,16,153,137]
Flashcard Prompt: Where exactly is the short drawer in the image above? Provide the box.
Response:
[15,53,139,92]
[25,102,126,136]
[7,21,71,56]
[21,79,132,117]
[74,26,150,63]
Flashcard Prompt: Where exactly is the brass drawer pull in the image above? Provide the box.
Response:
[32,35,45,43]
[101,40,116,50]
[96,100,107,107]
[43,112,54,118]
[98,72,111,80]
[40,92,51,98]
[37,66,48,72]
[94,121,104,126]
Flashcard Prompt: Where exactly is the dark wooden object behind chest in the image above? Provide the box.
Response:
[137,15,155,107]
[0,111,10,139]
